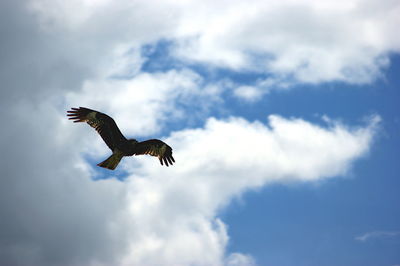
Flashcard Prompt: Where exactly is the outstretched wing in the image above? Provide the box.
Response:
[134,139,175,166]
[67,107,127,151]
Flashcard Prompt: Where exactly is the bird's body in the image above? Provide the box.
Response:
[67,107,175,170]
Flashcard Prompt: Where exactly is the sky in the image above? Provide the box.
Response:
[0,0,399,265]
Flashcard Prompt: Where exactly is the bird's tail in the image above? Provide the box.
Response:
[97,153,123,170]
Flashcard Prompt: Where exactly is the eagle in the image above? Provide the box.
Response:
[67,107,175,170]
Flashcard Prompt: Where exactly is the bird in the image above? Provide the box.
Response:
[67,107,175,170]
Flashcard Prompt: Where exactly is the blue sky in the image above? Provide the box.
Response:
[1,1,399,266]
[221,56,400,265]
[210,56,400,266]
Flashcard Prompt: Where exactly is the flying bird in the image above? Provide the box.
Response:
[67,107,175,170]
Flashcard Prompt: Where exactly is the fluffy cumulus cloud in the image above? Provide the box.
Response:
[173,0,400,84]
[0,103,379,265]
[0,0,391,265]
[28,0,400,86]
[108,114,378,266]
[126,114,379,219]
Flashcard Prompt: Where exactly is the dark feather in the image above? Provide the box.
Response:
[133,139,175,166]
[67,107,127,150]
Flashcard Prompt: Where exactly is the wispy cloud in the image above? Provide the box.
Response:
[355,231,400,242]
[233,86,264,102]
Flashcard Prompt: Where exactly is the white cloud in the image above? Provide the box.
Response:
[109,114,379,265]
[27,0,400,86]
[355,231,400,242]
[233,86,264,102]
[0,99,380,265]
[0,1,388,265]
[226,253,256,266]
[171,0,400,84]
[233,78,293,102]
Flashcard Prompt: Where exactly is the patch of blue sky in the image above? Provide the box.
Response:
[221,55,400,265]
[223,162,400,265]
[227,56,400,127]
[140,40,178,73]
